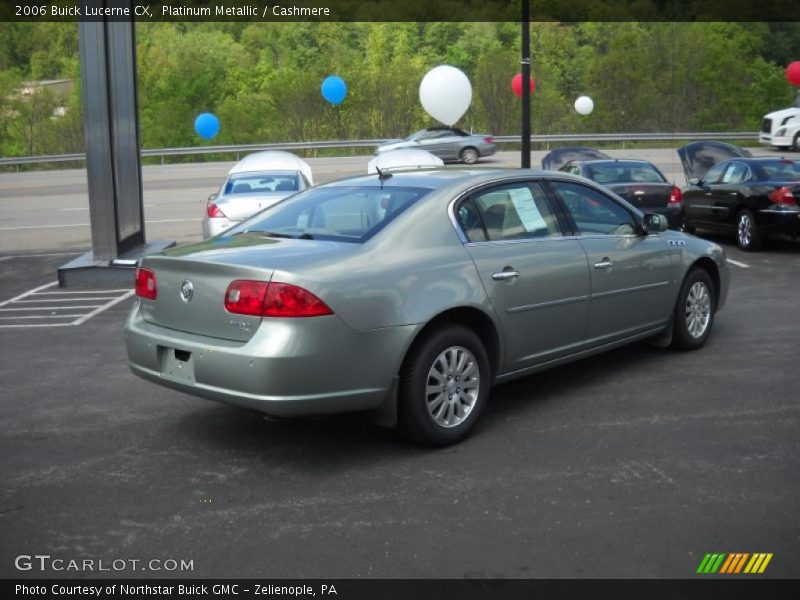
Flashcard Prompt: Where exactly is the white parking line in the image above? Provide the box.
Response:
[727,259,750,268]
[0,281,134,328]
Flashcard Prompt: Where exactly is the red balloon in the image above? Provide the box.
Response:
[787,62,800,86]
[511,73,536,97]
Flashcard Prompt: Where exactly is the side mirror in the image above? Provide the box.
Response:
[688,177,700,186]
[208,192,218,202]
[642,213,668,233]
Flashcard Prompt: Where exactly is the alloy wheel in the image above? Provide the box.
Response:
[737,212,752,248]
[425,345,480,428]
[685,281,711,339]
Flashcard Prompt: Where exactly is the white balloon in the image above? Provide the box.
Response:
[419,66,472,126]
[574,96,594,116]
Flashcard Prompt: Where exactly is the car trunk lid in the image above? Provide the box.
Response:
[213,192,292,222]
[138,235,355,342]
[606,183,674,209]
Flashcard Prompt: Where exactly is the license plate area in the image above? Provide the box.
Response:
[159,346,196,384]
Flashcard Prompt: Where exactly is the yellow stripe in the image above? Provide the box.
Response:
[719,554,735,574]
[757,553,773,573]
[734,553,749,573]
[744,554,760,573]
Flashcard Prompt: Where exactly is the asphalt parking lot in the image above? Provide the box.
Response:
[1,236,799,579]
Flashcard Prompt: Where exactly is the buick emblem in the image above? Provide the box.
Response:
[180,280,194,303]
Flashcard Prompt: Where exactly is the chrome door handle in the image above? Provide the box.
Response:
[593,259,614,269]
[492,270,520,281]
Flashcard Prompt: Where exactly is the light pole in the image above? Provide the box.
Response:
[521,0,531,168]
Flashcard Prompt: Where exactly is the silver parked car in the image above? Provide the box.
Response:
[126,168,729,446]
[203,151,313,238]
[376,127,496,164]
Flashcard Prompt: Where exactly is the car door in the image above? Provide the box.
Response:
[546,179,673,345]
[456,181,591,373]
[682,161,728,229]
[707,161,751,228]
[416,130,452,159]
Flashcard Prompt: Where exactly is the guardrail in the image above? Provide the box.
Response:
[0,131,758,168]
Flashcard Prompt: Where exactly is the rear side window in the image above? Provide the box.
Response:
[458,182,562,242]
[548,180,637,236]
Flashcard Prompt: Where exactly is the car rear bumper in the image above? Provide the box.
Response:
[480,144,497,157]
[202,216,239,239]
[124,304,419,417]
[757,208,800,235]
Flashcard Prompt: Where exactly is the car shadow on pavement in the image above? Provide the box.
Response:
[170,340,669,461]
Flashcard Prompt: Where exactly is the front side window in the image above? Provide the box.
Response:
[548,180,637,236]
[701,162,728,185]
[457,182,562,242]
[225,185,432,243]
[721,162,750,184]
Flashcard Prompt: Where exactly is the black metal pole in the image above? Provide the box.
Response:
[521,0,531,168]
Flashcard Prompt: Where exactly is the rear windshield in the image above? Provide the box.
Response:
[224,171,299,195]
[755,160,800,181]
[586,163,666,184]
[224,185,433,243]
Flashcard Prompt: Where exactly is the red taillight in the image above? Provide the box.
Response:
[483,136,494,144]
[224,280,333,318]
[207,202,226,218]
[768,186,797,206]
[135,267,157,300]
[668,186,683,205]
[224,280,269,316]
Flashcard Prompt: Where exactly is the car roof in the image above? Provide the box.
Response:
[571,159,657,167]
[229,151,309,175]
[322,167,582,190]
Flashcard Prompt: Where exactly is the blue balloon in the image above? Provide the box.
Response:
[321,75,347,105]
[194,112,220,140]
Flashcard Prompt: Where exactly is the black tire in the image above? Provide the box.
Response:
[681,218,696,235]
[671,268,716,351]
[794,132,800,152]
[398,324,490,446]
[460,147,479,165]
[735,208,763,251]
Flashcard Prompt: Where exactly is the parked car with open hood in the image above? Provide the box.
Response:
[376,127,496,164]
[544,148,684,230]
[127,167,728,446]
[679,141,800,250]
[203,151,313,238]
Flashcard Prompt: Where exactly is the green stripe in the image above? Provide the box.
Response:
[697,554,713,573]
[710,553,727,573]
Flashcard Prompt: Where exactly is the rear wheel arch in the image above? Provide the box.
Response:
[399,307,501,379]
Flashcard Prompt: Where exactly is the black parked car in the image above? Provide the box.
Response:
[543,148,684,229]
[679,141,800,251]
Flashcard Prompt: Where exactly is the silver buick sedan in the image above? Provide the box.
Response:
[125,168,729,446]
